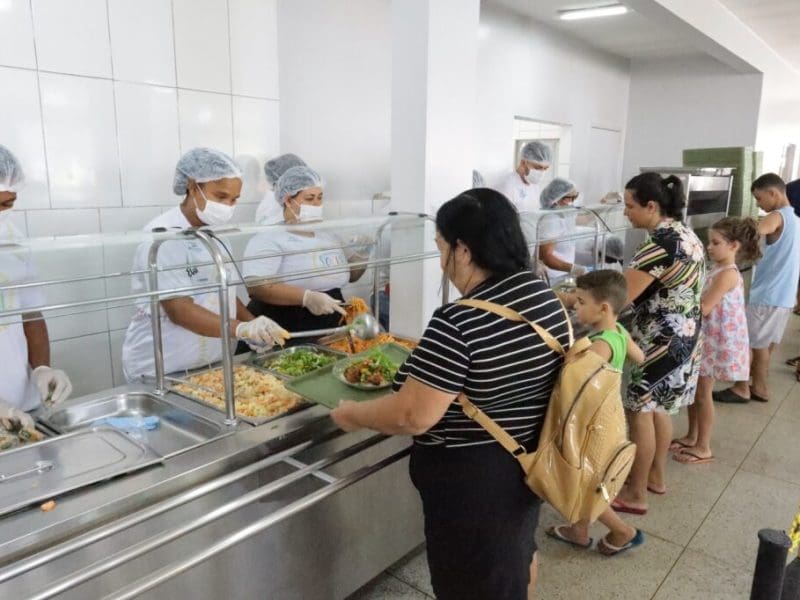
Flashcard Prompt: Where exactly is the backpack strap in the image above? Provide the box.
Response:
[457,393,528,457]
[456,298,573,354]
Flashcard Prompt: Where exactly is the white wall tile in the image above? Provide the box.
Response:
[232,96,279,204]
[178,89,233,154]
[115,81,180,207]
[109,328,127,387]
[107,0,176,86]
[51,332,113,397]
[229,0,279,99]
[31,0,112,78]
[39,73,121,208]
[173,0,230,93]
[100,206,164,233]
[26,208,100,237]
[0,0,37,69]
[0,67,50,209]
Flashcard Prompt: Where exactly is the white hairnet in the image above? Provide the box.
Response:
[274,166,324,204]
[604,235,624,261]
[521,141,552,166]
[540,177,576,209]
[0,145,24,193]
[173,147,241,195]
[472,170,485,188]
[263,153,306,186]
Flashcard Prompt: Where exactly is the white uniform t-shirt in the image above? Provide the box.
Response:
[255,190,284,225]
[243,229,350,292]
[122,208,238,381]
[496,172,541,214]
[538,211,577,283]
[0,218,45,410]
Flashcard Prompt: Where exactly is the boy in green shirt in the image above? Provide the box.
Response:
[548,270,646,555]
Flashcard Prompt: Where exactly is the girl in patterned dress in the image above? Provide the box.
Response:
[672,217,762,465]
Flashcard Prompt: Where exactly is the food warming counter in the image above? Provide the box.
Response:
[0,210,634,598]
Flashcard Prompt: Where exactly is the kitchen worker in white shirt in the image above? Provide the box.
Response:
[254,153,307,225]
[0,145,72,427]
[243,166,368,336]
[495,140,553,213]
[122,148,288,381]
[537,177,587,284]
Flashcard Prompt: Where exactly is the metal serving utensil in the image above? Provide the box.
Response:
[288,313,380,342]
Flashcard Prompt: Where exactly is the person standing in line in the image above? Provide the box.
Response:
[495,141,552,213]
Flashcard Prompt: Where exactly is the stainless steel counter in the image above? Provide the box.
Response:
[0,384,423,599]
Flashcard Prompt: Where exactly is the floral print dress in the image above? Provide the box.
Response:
[625,220,705,414]
[699,265,749,381]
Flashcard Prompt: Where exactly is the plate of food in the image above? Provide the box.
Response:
[255,346,344,379]
[332,350,400,390]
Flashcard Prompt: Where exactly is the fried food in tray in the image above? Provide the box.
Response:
[341,296,369,325]
[0,417,45,452]
[172,365,303,419]
[326,333,417,354]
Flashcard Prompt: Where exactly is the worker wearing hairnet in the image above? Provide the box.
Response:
[243,166,369,336]
[495,141,552,213]
[0,146,72,427]
[472,170,485,188]
[537,177,586,283]
[254,153,307,225]
[122,148,289,381]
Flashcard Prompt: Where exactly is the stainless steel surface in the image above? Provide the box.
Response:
[107,445,410,600]
[38,393,224,457]
[288,312,380,340]
[249,345,346,380]
[0,427,161,518]
[147,238,167,396]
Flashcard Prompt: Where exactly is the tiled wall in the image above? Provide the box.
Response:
[0,0,281,398]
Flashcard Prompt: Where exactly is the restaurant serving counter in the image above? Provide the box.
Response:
[0,209,633,598]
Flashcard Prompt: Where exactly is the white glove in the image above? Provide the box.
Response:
[236,316,289,350]
[570,264,588,277]
[31,366,73,405]
[303,290,347,316]
[0,400,35,429]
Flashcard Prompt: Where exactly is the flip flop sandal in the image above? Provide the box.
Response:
[786,356,800,367]
[597,529,645,557]
[668,439,691,452]
[611,498,647,515]
[712,388,750,404]
[647,485,667,495]
[545,525,593,549]
[750,393,769,403]
[673,450,715,465]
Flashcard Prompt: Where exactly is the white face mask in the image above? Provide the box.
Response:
[288,203,323,222]
[526,169,545,185]
[194,185,235,225]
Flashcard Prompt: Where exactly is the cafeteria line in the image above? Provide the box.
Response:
[1,1,800,598]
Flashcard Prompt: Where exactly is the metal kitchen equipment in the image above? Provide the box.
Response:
[288,311,380,340]
[640,167,733,230]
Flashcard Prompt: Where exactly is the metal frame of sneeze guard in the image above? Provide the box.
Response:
[147,228,237,426]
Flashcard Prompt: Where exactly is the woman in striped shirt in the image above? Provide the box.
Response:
[332,188,570,600]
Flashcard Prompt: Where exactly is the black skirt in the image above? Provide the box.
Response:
[409,442,541,600]
[247,288,344,345]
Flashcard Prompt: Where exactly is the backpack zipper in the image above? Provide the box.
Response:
[560,363,605,444]
[597,442,635,501]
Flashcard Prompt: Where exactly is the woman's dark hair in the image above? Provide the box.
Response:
[625,172,685,221]
[436,188,531,278]
[710,216,763,264]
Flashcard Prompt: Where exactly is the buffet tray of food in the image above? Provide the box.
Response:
[321,332,417,355]
[286,343,411,409]
[248,345,346,381]
[168,365,307,426]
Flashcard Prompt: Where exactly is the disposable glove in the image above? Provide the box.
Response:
[31,366,73,405]
[0,400,35,429]
[303,290,346,316]
[236,316,290,351]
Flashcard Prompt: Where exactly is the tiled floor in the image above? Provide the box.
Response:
[349,315,800,599]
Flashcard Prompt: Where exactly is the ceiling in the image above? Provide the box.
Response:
[717,0,800,71]
[488,0,800,69]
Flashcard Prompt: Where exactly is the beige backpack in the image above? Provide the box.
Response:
[456,299,636,524]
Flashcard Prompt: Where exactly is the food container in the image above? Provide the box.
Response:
[249,345,346,380]
[321,333,418,355]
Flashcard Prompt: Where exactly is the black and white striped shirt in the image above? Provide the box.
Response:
[393,270,569,449]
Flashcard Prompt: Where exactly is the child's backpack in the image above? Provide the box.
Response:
[456,298,636,524]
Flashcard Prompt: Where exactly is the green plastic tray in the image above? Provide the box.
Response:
[285,343,411,409]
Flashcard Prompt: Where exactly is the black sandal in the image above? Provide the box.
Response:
[786,356,800,368]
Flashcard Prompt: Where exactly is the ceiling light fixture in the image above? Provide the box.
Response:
[558,4,628,21]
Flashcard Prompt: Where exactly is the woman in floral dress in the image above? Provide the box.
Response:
[611,172,705,515]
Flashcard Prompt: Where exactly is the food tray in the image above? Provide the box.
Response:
[286,343,411,409]
[321,333,418,355]
[248,344,346,381]
[168,365,308,426]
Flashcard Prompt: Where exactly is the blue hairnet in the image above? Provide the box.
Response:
[173,147,241,195]
[540,177,576,209]
[0,145,24,193]
[263,153,306,186]
[521,141,552,165]
[472,170,485,188]
[604,235,624,260]
[275,166,324,204]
